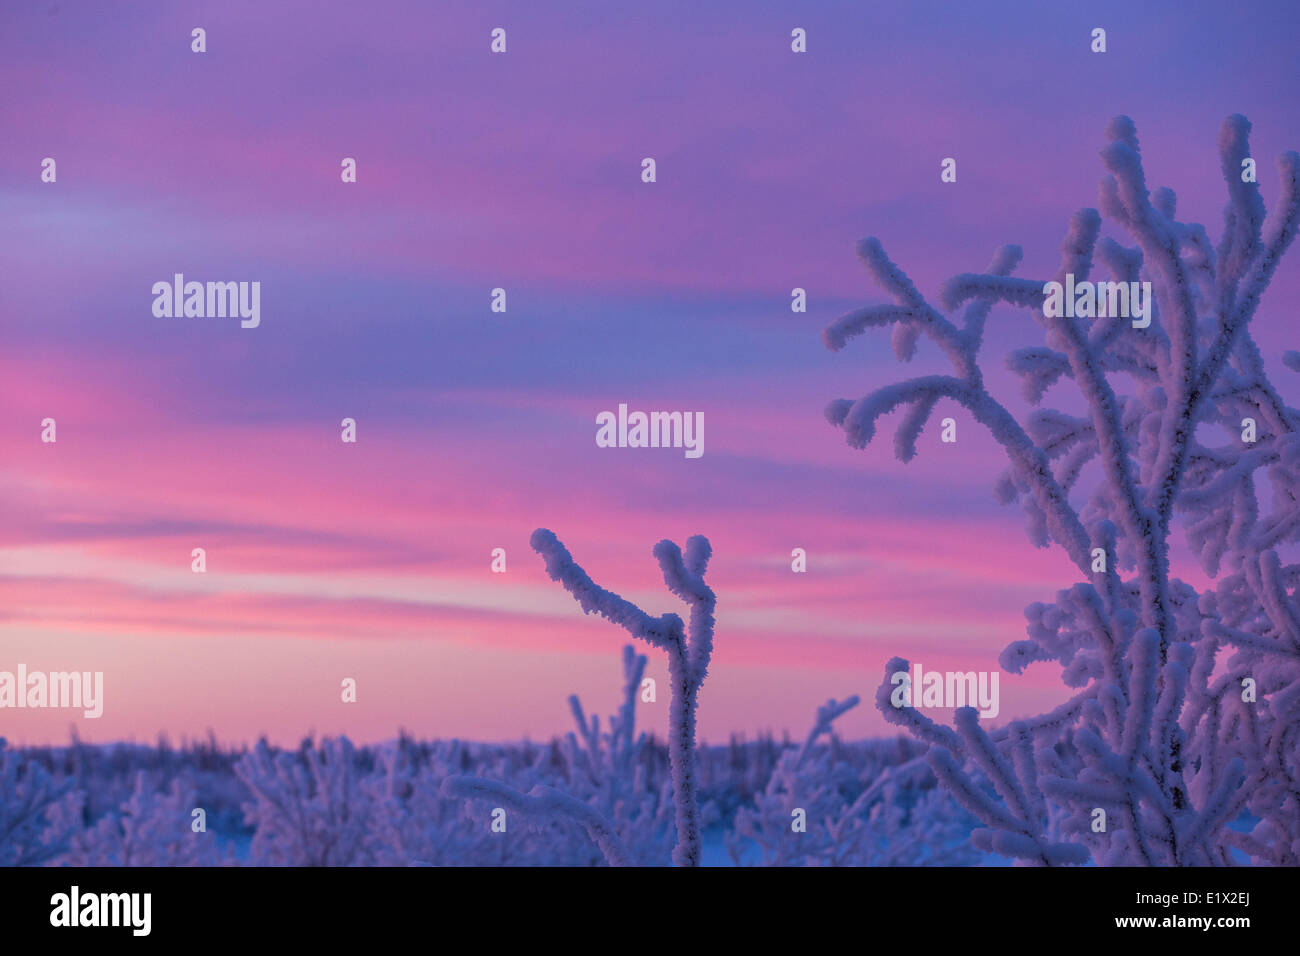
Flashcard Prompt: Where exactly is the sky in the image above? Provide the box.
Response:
[1,0,1298,746]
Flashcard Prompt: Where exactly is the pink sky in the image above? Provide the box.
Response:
[1,0,1297,745]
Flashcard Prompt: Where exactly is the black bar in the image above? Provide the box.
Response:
[0,865,1281,943]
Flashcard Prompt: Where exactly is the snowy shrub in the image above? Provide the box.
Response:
[363,740,494,865]
[530,529,716,865]
[825,114,1300,865]
[446,529,717,865]
[443,643,711,865]
[235,737,374,866]
[0,737,79,866]
[6,685,972,866]
[728,698,979,866]
[365,736,594,866]
[540,644,683,863]
[59,772,229,866]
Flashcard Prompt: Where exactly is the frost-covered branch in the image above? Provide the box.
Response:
[530,528,716,866]
[440,776,635,867]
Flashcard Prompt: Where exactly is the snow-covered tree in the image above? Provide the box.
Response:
[825,115,1300,864]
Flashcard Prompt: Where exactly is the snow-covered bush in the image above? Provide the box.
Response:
[0,737,79,866]
[58,772,229,866]
[445,529,717,865]
[364,737,482,866]
[5,681,973,866]
[366,735,601,866]
[549,644,683,863]
[443,642,707,865]
[235,736,374,866]
[728,698,979,865]
[825,115,1300,865]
